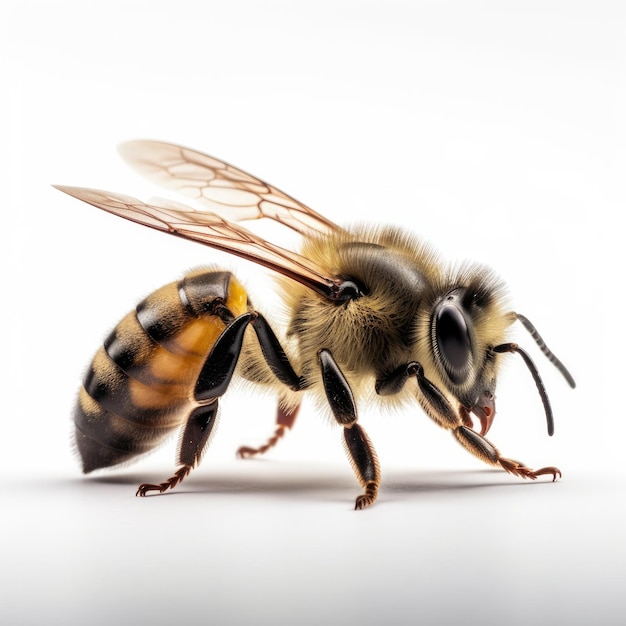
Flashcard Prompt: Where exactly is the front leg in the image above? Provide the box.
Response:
[377,362,561,482]
[318,349,380,510]
[453,423,561,481]
[412,367,562,481]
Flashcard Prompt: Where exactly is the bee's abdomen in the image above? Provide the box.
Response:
[75,270,249,473]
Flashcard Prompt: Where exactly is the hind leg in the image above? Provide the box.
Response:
[237,401,301,459]
[137,311,305,496]
[136,313,253,496]
[136,402,219,495]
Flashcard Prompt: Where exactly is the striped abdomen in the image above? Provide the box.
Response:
[74,269,249,472]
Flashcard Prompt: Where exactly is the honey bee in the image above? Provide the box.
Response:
[55,140,575,509]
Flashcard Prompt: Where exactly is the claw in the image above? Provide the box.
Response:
[355,495,376,510]
[136,483,166,496]
[532,466,562,482]
[354,482,378,510]
[499,457,562,482]
[135,465,191,497]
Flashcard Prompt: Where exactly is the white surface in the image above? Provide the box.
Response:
[2,2,624,625]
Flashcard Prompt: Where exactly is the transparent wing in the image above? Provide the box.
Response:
[54,185,339,297]
[118,140,340,238]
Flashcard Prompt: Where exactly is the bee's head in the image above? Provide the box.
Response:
[430,274,575,436]
[430,276,508,435]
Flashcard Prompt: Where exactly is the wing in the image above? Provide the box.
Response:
[117,139,340,238]
[54,185,340,298]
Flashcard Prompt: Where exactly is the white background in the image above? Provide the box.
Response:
[2,1,624,624]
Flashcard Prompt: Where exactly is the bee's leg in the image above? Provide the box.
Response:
[249,313,302,390]
[378,362,560,481]
[318,349,380,510]
[237,313,304,458]
[137,313,254,496]
[136,402,219,496]
[453,417,561,480]
[377,362,459,429]
[411,363,561,481]
[237,402,301,458]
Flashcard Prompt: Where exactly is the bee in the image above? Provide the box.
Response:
[55,140,575,509]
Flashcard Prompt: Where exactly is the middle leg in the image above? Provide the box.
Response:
[318,349,381,510]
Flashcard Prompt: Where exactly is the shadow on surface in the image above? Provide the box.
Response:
[74,463,548,502]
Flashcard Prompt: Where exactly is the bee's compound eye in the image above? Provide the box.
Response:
[436,305,471,384]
